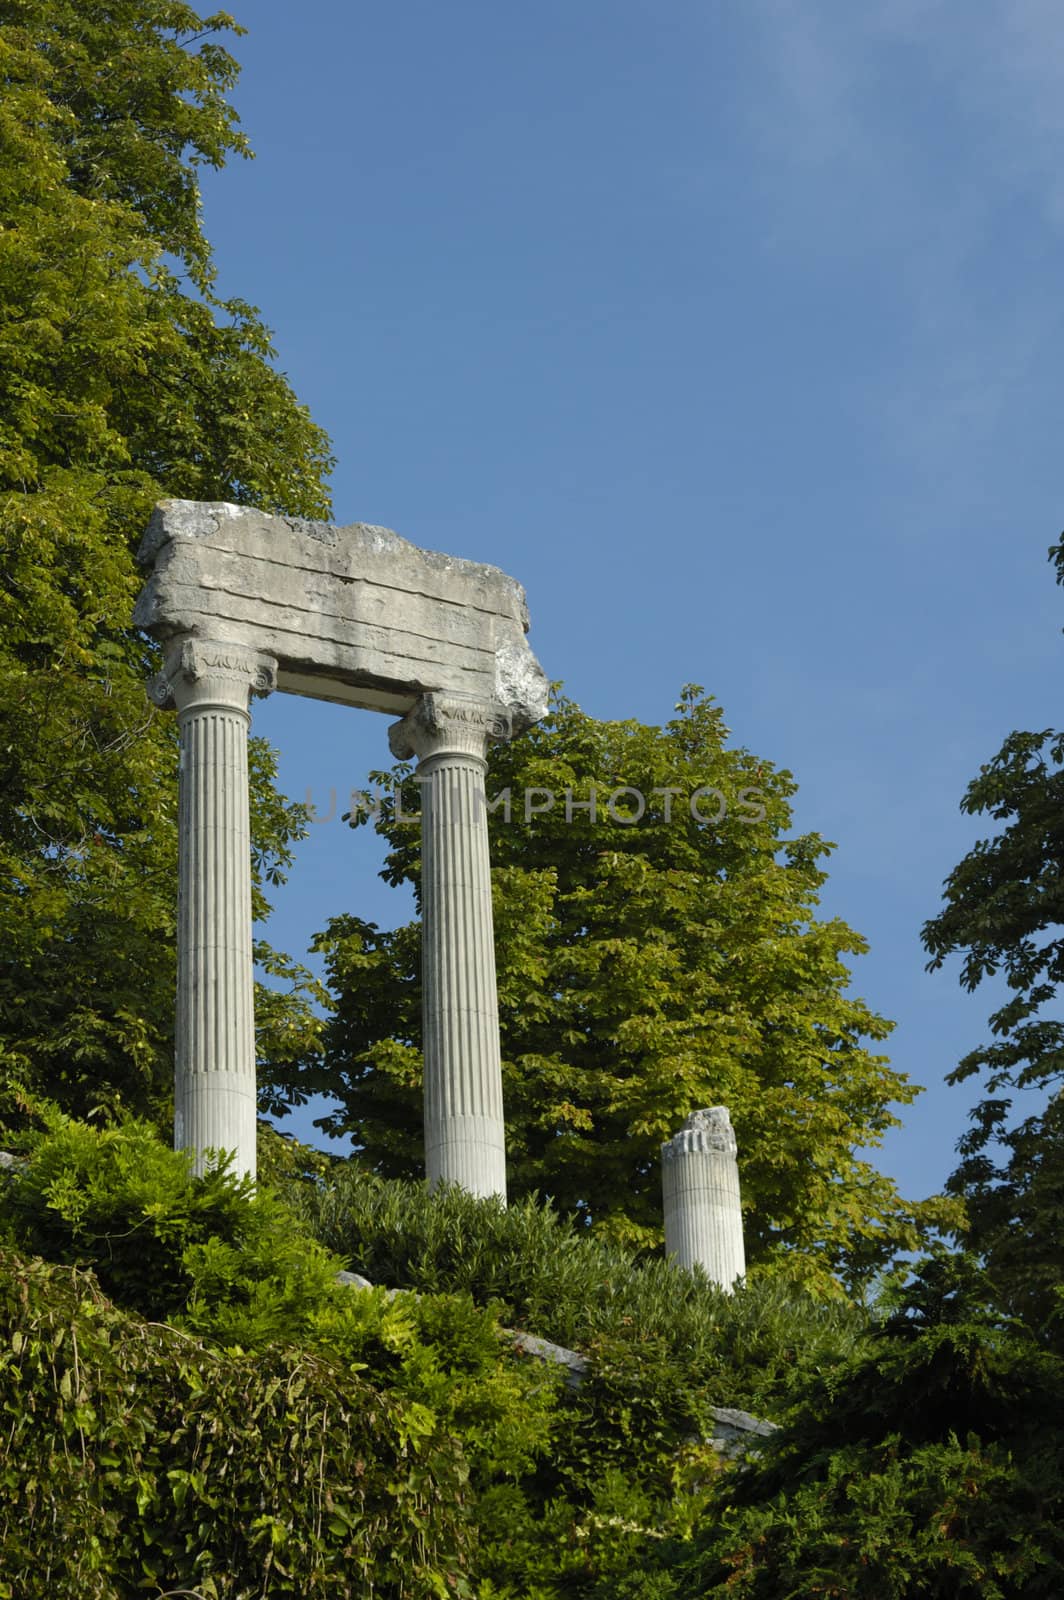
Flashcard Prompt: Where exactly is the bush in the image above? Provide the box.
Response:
[5,1115,920,1600]
[0,1109,267,1319]
[0,1112,563,1473]
[0,1250,476,1598]
[0,1116,573,1595]
[626,1254,1064,1599]
[289,1161,869,1420]
[283,1159,875,1594]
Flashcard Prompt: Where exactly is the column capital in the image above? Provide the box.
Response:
[148,636,278,715]
[388,692,512,764]
[662,1106,738,1162]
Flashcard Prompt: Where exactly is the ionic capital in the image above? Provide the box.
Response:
[148,636,278,716]
[388,693,512,765]
[662,1106,738,1163]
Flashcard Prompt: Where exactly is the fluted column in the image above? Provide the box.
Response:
[150,637,277,1179]
[389,693,512,1199]
[662,1107,746,1288]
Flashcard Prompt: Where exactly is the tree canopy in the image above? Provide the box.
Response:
[0,0,332,1126]
[920,538,1064,1341]
[921,720,1064,1152]
[304,687,958,1294]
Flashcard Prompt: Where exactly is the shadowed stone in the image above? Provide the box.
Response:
[508,1330,590,1389]
[706,1405,780,1458]
[334,1270,375,1291]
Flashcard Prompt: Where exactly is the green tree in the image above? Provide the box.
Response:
[659,538,1064,1600]
[921,723,1064,1154]
[922,538,1064,1338]
[0,0,333,1127]
[305,688,956,1293]
[655,1250,1064,1600]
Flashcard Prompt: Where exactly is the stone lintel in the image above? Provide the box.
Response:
[135,499,548,731]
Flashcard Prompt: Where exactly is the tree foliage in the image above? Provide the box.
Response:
[922,540,1064,1334]
[0,0,334,1126]
[637,1251,1064,1599]
[922,723,1064,1130]
[0,1111,869,1598]
[5,1111,1059,1600]
[304,688,957,1292]
[0,1250,481,1598]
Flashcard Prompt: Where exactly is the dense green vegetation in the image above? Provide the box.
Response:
[2,1110,1062,1598]
[0,1253,475,1599]
[0,0,330,1128]
[922,643,1064,1345]
[286,1158,865,1403]
[0,1111,865,1598]
[303,687,959,1293]
[639,1246,1064,1600]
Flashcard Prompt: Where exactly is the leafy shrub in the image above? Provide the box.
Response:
[288,1162,869,1419]
[0,1250,479,1598]
[12,1115,943,1600]
[0,1116,579,1595]
[692,1437,1063,1600]
[0,1113,564,1462]
[281,1160,876,1594]
[623,1253,1064,1600]
[1,1109,262,1317]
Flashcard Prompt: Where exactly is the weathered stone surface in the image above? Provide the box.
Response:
[389,694,509,1202]
[508,1330,590,1390]
[662,1106,746,1289]
[334,1269,374,1291]
[666,1107,738,1158]
[135,500,549,726]
[138,499,549,1198]
[153,638,276,1180]
[706,1404,780,1459]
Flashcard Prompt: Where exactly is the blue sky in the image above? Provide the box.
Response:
[199,0,1063,1207]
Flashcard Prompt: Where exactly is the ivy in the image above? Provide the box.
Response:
[0,1251,476,1598]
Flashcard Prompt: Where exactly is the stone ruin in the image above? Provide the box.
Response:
[662,1107,746,1289]
[135,499,745,1286]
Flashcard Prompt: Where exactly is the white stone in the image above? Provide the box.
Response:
[137,501,549,1195]
[135,500,548,726]
[662,1107,746,1288]
[149,637,276,1180]
[389,693,509,1200]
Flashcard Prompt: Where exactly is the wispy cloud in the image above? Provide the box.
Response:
[728,0,1064,503]
[743,0,1064,231]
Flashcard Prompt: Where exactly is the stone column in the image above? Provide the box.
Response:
[662,1107,746,1288]
[388,693,511,1200]
[150,637,277,1180]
